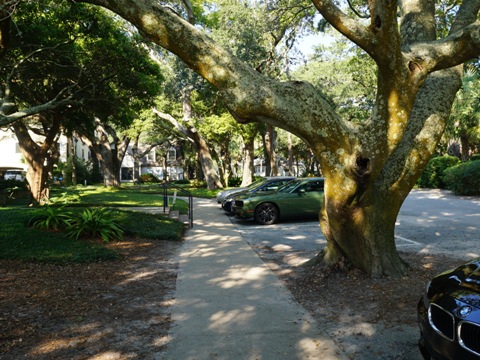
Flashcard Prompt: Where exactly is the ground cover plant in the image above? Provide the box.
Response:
[1,186,186,264]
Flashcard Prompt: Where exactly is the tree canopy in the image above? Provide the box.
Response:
[0,0,163,200]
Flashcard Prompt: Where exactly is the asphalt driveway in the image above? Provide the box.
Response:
[227,188,480,261]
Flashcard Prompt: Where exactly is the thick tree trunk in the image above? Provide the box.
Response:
[95,136,118,187]
[26,160,50,205]
[310,181,408,276]
[12,117,60,204]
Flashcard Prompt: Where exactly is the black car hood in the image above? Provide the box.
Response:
[430,258,480,307]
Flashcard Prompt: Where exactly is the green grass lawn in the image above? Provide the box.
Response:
[49,184,216,213]
[0,185,195,264]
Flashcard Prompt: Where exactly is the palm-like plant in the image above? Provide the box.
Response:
[66,208,124,243]
[29,203,72,231]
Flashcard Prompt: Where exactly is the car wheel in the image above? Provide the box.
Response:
[222,201,233,214]
[254,202,279,225]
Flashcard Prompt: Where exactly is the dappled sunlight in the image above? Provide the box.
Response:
[193,219,231,228]
[272,244,293,251]
[285,234,308,240]
[208,305,256,331]
[88,351,123,359]
[164,198,351,359]
[297,337,343,359]
[209,266,269,289]
[119,269,162,284]
[31,324,112,356]
[283,252,313,266]
[152,334,172,348]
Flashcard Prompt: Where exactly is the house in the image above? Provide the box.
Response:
[120,144,185,182]
[0,129,27,178]
[0,128,185,183]
[0,128,91,180]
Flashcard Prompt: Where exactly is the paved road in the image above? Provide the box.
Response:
[226,189,480,261]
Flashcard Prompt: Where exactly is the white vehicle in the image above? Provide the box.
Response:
[4,169,26,181]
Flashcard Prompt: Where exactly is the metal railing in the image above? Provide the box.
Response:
[160,182,193,228]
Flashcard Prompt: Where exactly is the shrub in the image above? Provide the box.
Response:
[189,179,206,188]
[172,179,190,185]
[66,208,124,242]
[58,156,91,186]
[470,154,480,161]
[29,203,72,231]
[417,155,461,189]
[444,160,480,195]
[228,177,242,187]
[140,173,160,183]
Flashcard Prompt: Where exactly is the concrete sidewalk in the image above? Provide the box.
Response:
[164,198,347,360]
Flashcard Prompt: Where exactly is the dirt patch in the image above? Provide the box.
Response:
[253,247,465,359]
[0,237,182,360]
[0,234,465,360]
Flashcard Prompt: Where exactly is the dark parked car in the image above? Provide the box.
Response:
[216,177,265,204]
[221,176,294,213]
[418,257,480,359]
[232,177,324,225]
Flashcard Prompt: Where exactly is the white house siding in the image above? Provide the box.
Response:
[0,130,27,172]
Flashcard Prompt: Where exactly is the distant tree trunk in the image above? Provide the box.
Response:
[460,134,470,161]
[288,132,294,176]
[240,138,255,187]
[212,147,229,187]
[263,124,278,176]
[68,136,77,186]
[152,104,222,190]
[81,124,129,187]
[131,139,141,182]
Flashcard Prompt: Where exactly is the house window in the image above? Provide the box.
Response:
[146,149,156,162]
[167,148,176,162]
[121,167,133,181]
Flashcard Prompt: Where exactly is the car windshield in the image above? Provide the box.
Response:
[246,178,266,190]
[277,180,302,193]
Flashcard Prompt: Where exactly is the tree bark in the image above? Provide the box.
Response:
[262,124,278,176]
[240,138,255,187]
[81,123,129,187]
[12,116,61,204]
[152,108,223,190]
[287,132,294,176]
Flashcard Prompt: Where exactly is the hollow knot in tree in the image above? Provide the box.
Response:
[354,156,370,177]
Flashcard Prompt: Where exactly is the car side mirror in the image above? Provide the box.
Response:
[298,188,306,195]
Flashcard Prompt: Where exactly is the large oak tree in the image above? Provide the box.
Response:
[71,0,480,277]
